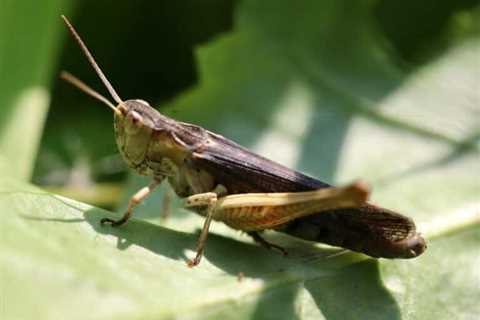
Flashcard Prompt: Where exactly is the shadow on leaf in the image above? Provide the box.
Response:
[82,207,400,319]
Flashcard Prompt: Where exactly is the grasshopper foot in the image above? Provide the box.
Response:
[186,257,201,268]
[100,217,127,227]
[265,242,288,256]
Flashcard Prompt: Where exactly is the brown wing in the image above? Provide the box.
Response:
[190,131,330,194]
[279,203,425,258]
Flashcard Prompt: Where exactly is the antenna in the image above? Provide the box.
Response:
[61,15,123,104]
[60,71,121,115]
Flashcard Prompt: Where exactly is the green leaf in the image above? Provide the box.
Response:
[2,1,479,319]
[0,0,71,180]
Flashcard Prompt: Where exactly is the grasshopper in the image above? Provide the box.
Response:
[60,16,426,267]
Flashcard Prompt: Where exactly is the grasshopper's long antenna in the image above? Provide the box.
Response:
[60,71,121,115]
[61,15,123,105]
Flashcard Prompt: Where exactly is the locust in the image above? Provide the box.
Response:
[60,16,426,267]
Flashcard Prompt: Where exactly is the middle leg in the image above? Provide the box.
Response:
[248,231,288,256]
[183,185,226,267]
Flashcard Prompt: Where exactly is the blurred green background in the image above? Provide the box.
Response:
[1,1,479,319]
[32,0,236,207]
[11,0,480,206]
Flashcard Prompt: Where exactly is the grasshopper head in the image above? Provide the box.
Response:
[113,99,162,174]
[60,16,175,175]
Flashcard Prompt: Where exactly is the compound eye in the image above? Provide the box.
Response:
[128,110,143,126]
[124,110,144,134]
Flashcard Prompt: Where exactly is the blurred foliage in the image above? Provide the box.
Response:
[33,0,235,190]
[375,0,480,65]
[0,0,71,180]
[33,0,480,195]
[1,0,479,319]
